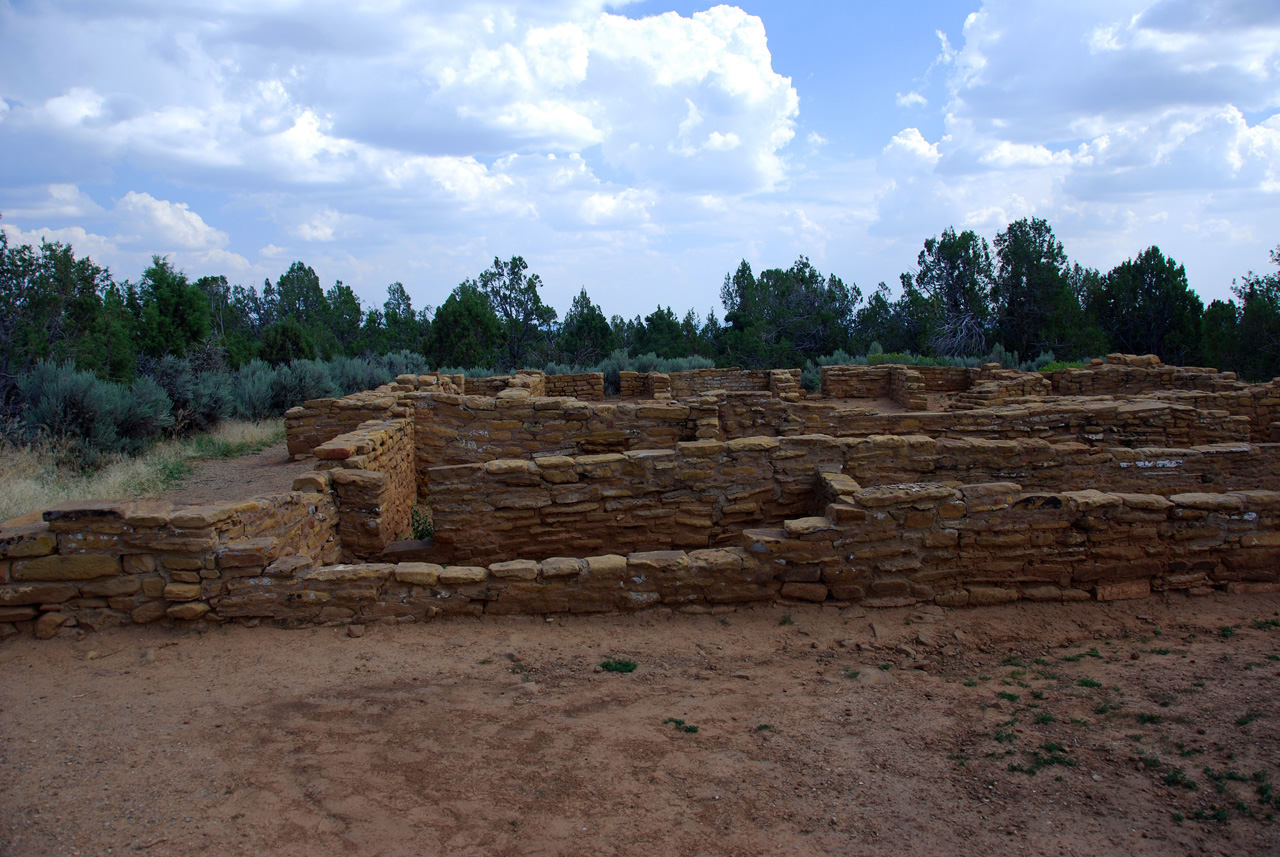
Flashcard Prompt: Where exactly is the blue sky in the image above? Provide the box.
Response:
[1,0,1278,323]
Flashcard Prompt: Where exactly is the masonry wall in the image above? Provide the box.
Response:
[821,364,974,399]
[7,475,1280,635]
[313,417,417,561]
[1046,354,1241,396]
[545,372,606,400]
[0,492,340,636]
[410,393,722,491]
[420,434,1280,566]
[717,393,1250,448]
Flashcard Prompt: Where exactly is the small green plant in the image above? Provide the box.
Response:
[779,614,795,626]
[1034,713,1056,724]
[1163,767,1199,790]
[1219,626,1236,639]
[600,658,637,673]
[1137,713,1163,725]
[963,678,978,687]
[842,667,861,680]
[1236,711,1261,726]
[1094,701,1121,715]
[664,717,698,734]
[1078,678,1102,688]
[878,663,892,671]
[1152,648,1171,655]
[997,691,1020,702]
[1253,618,1280,630]
[1002,656,1025,667]
[410,504,434,540]
[1137,754,1162,769]
[754,723,775,733]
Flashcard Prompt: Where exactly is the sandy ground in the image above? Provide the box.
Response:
[2,592,1279,857]
[159,442,314,507]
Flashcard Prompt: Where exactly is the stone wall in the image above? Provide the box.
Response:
[285,391,405,457]
[1046,354,1241,396]
[418,434,1280,566]
[410,393,722,490]
[750,478,1280,606]
[718,393,1250,448]
[545,372,606,400]
[821,364,974,400]
[0,492,340,637]
[466,370,547,398]
[313,417,417,561]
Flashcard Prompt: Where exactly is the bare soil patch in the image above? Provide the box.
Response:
[158,441,313,506]
[3,593,1278,856]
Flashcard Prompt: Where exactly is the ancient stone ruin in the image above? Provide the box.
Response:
[4,354,1280,639]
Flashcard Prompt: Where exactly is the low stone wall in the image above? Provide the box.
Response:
[0,492,340,637]
[751,479,1280,606]
[718,393,1249,448]
[890,367,928,410]
[668,368,772,397]
[545,372,605,400]
[1046,354,1241,396]
[285,390,406,457]
[12,480,1276,634]
[820,364,974,400]
[419,434,1280,566]
[411,393,722,489]
[466,370,547,398]
[313,417,417,561]
[949,367,1052,409]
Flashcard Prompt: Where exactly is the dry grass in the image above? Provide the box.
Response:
[0,419,284,525]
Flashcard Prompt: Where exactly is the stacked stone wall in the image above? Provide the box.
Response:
[420,434,1280,566]
[0,492,340,637]
[410,394,722,491]
[1047,354,1241,396]
[544,372,606,400]
[285,391,405,457]
[820,364,975,399]
[313,417,416,560]
[717,393,1249,448]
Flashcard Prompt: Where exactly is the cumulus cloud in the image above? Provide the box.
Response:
[115,191,229,250]
[866,0,1280,300]
[881,128,941,172]
[895,91,927,108]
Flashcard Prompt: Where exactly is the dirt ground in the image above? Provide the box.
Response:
[159,442,313,507]
[3,592,1279,857]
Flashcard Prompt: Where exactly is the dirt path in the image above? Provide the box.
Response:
[159,441,314,506]
[2,593,1278,856]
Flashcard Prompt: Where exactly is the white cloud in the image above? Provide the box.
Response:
[807,131,828,147]
[895,91,927,108]
[292,208,343,242]
[115,191,229,250]
[881,128,941,172]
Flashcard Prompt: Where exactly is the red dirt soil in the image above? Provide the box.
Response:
[3,592,1278,856]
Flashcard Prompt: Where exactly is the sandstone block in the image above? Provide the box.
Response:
[394,562,443,586]
[784,517,834,537]
[0,524,58,558]
[1170,492,1245,512]
[439,566,488,585]
[218,538,281,569]
[34,612,69,639]
[780,582,828,602]
[164,583,203,601]
[585,555,628,576]
[490,560,539,580]
[13,554,121,581]
[1095,579,1151,602]
[966,586,1019,606]
[0,582,78,606]
[166,602,211,621]
[540,557,584,579]
[628,551,691,574]
[80,576,141,597]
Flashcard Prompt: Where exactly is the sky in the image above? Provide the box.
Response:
[1,0,1278,323]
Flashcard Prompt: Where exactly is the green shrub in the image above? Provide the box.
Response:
[232,360,278,420]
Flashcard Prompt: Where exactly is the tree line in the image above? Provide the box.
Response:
[3,216,1279,402]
